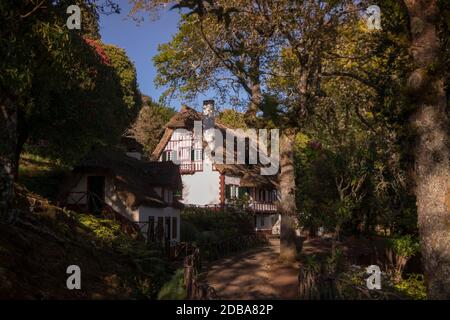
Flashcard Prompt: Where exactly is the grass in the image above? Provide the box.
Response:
[19,152,70,201]
[157,268,187,300]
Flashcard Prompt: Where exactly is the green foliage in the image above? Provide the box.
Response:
[217,109,247,129]
[153,14,235,105]
[130,96,176,155]
[76,214,123,243]
[180,208,264,260]
[394,274,427,300]
[74,212,169,298]
[180,220,200,243]
[181,208,254,243]
[157,268,187,300]
[102,44,142,123]
[18,153,69,201]
[388,235,420,259]
[1,1,140,166]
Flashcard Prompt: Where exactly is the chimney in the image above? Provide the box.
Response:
[202,100,215,130]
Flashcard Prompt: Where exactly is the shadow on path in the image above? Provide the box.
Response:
[205,239,299,299]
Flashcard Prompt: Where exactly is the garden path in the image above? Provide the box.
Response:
[205,238,299,299]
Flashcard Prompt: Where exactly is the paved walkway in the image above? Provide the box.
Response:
[205,239,299,299]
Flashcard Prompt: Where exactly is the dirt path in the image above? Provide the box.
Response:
[205,238,299,299]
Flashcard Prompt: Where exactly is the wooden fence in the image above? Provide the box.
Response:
[183,246,219,299]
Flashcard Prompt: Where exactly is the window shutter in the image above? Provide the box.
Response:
[191,149,195,161]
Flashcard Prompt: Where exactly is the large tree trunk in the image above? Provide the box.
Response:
[0,96,18,223]
[279,128,298,262]
[405,0,450,299]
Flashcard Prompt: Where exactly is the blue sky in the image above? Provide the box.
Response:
[99,2,183,109]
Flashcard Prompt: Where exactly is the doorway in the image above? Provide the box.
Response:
[87,176,105,213]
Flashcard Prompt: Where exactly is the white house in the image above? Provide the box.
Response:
[151,100,281,235]
[60,146,183,244]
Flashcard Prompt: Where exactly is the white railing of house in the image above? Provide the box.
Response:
[180,160,203,173]
[185,201,277,213]
[248,201,277,213]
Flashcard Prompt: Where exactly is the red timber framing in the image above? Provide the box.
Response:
[220,174,225,207]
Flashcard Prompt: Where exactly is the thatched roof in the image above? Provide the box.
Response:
[66,146,182,208]
[151,105,279,189]
[166,105,202,129]
[214,164,278,188]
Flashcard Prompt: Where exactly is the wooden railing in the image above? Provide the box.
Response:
[183,247,219,300]
[63,191,142,236]
[184,202,277,213]
[248,201,277,213]
[179,160,203,173]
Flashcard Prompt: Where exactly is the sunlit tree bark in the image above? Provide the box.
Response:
[404,0,450,299]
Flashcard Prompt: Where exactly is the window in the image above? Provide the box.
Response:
[179,147,190,161]
[271,190,278,202]
[260,216,265,227]
[147,216,155,241]
[191,148,203,161]
[226,184,239,200]
[162,189,173,204]
[156,217,164,242]
[239,187,249,199]
[271,215,278,226]
[165,217,171,242]
[259,189,266,202]
[172,217,178,240]
[163,150,173,161]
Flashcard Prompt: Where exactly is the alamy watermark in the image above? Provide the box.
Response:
[365,5,382,31]
[366,265,381,290]
[170,121,280,176]
[66,5,81,30]
[66,265,81,290]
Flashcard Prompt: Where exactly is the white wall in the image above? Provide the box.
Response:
[224,176,240,185]
[66,174,141,222]
[181,168,221,205]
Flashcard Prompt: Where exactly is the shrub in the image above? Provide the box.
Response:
[180,221,199,242]
[181,209,254,244]
[387,235,420,280]
[75,213,169,298]
[390,235,420,258]
[394,274,427,300]
[157,269,187,300]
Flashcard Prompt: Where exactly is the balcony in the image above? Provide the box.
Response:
[179,160,203,174]
[184,201,277,214]
[247,201,277,213]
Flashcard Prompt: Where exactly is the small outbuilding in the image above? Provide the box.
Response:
[60,146,183,244]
